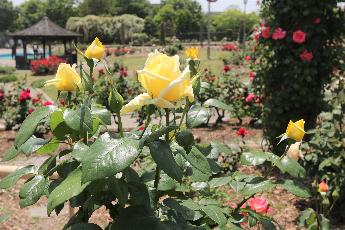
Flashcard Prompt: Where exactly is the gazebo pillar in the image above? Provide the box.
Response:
[42,39,46,58]
[63,39,67,56]
[23,39,27,66]
[48,43,52,56]
[13,39,17,58]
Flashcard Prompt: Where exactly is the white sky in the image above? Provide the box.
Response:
[11,0,260,13]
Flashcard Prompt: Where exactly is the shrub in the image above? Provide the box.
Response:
[253,0,345,150]
[0,74,17,83]
[0,66,16,74]
[31,55,65,75]
[131,33,150,46]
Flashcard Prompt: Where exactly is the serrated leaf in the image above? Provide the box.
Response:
[273,156,306,178]
[204,99,231,111]
[201,205,227,226]
[91,104,111,125]
[277,180,311,198]
[63,108,92,132]
[20,136,49,156]
[47,168,89,215]
[209,176,232,188]
[2,146,20,161]
[187,105,210,128]
[81,133,139,183]
[242,180,275,197]
[14,106,52,147]
[0,165,36,189]
[19,175,48,208]
[241,151,268,166]
[183,147,212,175]
[149,140,182,182]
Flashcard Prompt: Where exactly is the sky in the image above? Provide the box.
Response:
[11,0,260,13]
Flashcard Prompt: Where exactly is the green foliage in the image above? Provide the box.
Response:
[0,75,17,83]
[66,14,145,43]
[0,66,16,74]
[0,0,16,32]
[212,9,259,41]
[254,0,345,150]
[154,0,202,38]
[14,0,47,29]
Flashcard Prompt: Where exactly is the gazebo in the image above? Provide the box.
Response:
[7,16,82,70]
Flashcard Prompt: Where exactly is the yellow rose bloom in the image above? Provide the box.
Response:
[121,51,194,114]
[44,63,81,91]
[285,119,305,142]
[84,37,105,60]
[185,47,199,59]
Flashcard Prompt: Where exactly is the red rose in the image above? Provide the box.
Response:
[19,89,31,101]
[272,27,287,40]
[293,30,306,44]
[245,93,255,102]
[28,108,34,114]
[138,126,145,131]
[223,65,231,73]
[245,56,251,61]
[237,127,248,137]
[0,92,4,101]
[60,100,65,106]
[250,72,256,81]
[43,101,54,106]
[248,197,269,215]
[300,50,313,62]
[261,26,271,39]
[32,97,41,104]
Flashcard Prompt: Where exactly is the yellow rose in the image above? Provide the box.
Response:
[44,63,81,91]
[185,47,199,59]
[121,51,194,114]
[285,119,305,142]
[84,37,105,60]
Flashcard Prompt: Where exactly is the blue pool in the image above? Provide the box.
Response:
[0,53,48,60]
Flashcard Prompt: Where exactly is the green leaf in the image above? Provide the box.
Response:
[242,180,275,197]
[187,105,210,128]
[204,99,231,111]
[140,125,177,146]
[20,136,49,156]
[66,223,102,230]
[149,140,183,182]
[201,205,227,226]
[299,208,315,227]
[91,104,111,125]
[81,133,140,183]
[47,168,89,215]
[80,63,93,92]
[241,151,268,166]
[273,156,306,178]
[183,147,212,175]
[320,214,330,230]
[175,130,194,150]
[36,137,59,155]
[163,198,196,221]
[38,156,56,176]
[19,175,48,208]
[2,146,20,161]
[63,108,92,132]
[209,176,232,188]
[0,165,36,189]
[50,110,77,140]
[277,180,311,198]
[108,87,124,113]
[260,219,276,230]
[14,106,52,147]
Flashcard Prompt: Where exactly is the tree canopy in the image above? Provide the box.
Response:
[0,0,16,32]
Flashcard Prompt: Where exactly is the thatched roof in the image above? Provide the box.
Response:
[8,16,81,38]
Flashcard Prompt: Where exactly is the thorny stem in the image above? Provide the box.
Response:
[116,112,124,138]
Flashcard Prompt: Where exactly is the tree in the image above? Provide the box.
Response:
[14,0,47,29]
[112,0,151,18]
[154,0,202,39]
[212,9,259,41]
[78,0,113,16]
[0,0,16,32]
[45,0,78,27]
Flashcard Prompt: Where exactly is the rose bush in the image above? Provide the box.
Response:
[0,39,314,229]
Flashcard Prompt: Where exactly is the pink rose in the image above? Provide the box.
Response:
[300,50,313,62]
[250,72,256,81]
[314,18,321,24]
[245,93,255,102]
[245,56,251,61]
[272,27,287,40]
[261,26,271,39]
[293,30,306,44]
[248,197,269,214]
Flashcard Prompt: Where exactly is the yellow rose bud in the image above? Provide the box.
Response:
[44,63,81,91]
[287,142,302,161]
[185,47,199,59]
[84,37,105,60]
[285,119,305,142]
[121,51,194,114]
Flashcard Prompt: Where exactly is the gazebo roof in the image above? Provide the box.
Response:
[8,16,81,38]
